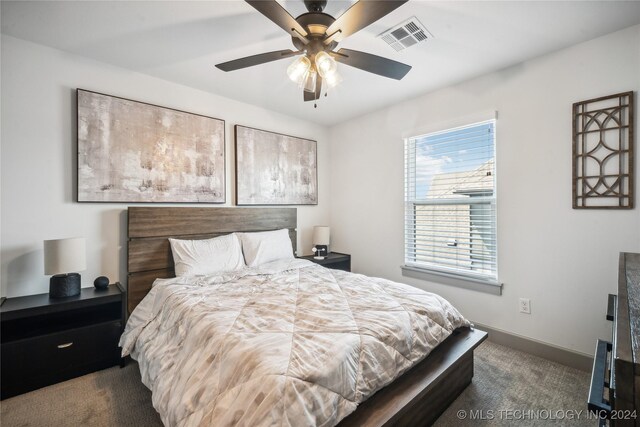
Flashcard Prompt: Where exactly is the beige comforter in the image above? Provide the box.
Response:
[120,259,468,427]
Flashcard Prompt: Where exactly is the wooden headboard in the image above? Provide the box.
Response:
[127,207,297,314]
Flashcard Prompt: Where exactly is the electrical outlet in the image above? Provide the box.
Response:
[519,298,531,314]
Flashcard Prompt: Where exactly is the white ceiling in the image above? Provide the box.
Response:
[2,1,640,126]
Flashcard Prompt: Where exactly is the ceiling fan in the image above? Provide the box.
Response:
[215,0,411,106]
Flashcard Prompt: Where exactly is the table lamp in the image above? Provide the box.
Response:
[44,237,86,298]
[312,226,330,260]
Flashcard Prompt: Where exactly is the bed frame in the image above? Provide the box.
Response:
[126,206,487,426]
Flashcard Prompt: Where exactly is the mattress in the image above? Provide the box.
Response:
[119,259,469,427]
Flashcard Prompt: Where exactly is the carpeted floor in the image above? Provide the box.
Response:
[0,341,592,426]
[434,341,592,426]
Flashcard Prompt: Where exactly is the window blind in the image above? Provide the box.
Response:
[404,120,497,282]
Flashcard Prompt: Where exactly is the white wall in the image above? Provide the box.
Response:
[1,35,331,297]
[329,25,640,356]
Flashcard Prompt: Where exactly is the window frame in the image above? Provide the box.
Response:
[401,118,502,295]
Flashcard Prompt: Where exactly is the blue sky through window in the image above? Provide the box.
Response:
[413,122,494,198]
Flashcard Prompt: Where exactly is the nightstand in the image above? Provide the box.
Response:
[299,252,351,272]
[0,283,126,399]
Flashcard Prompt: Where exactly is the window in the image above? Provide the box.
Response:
[404,120,498,287]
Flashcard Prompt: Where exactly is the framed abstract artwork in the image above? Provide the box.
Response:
[572,91,634,209]
[77,89,225,203]
[235,125,317,205]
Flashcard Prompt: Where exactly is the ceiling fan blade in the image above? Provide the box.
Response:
[334,48,411,80]
[324,0,408,43]
[216,50,298,72]
[303,76,323,102]
[315,75,323,100]
[302,75,322,102]
[303,89,315,102]
[245,0,309,39]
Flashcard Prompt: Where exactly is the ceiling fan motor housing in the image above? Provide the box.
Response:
[292,12,338,52]
[304,0,327,12]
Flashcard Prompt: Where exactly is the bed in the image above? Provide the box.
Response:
[123,206,487,426]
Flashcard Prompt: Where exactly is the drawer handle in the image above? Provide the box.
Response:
[57,342,74,349]
[606,294,616,321]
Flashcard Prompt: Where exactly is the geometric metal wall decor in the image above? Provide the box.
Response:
[572,91,634,209]
[77,89,225,203]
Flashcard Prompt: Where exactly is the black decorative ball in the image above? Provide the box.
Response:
[94,276,109,290]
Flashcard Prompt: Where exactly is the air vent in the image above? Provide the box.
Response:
[378,17,432,52]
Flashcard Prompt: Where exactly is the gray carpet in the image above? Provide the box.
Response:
[1,341,591,426]
[434,341,591,426]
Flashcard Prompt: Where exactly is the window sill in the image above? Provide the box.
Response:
[401,265,502,295]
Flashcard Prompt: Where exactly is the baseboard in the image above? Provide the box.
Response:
[473,322,593,372]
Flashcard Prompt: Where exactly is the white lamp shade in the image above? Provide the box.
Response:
[44,237,86,275]
[312,226,330,246]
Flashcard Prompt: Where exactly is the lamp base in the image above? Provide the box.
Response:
[313,245,328,258]
[313,256,326,260]
[49,273,81,298]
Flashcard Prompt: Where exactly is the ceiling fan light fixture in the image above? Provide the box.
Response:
[315,51,337,78]
[303,69,317,93]
[218,0,412,104]
[287,56,311,84]
[324,70,342,88]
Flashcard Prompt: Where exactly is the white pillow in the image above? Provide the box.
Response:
[169,233,245,277]
[236,229,294,267]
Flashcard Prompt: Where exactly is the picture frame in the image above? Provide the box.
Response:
[77,89,226,203]
[235,125,317,206]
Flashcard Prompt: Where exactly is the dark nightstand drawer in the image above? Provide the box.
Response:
[0,284,126,399]
[1,321,122,399]
[1,320,122,399]
[324,260,350,272]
